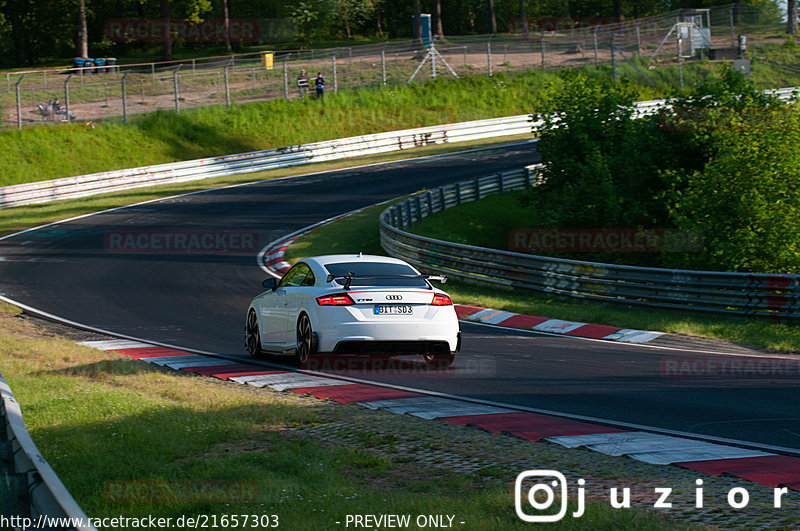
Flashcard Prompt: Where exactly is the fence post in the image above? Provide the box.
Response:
[332,54,338,93]
[15,75,24,130]
[541,40,545,70]
[677,32,684,90]
[381,48,387,87]
[283,55,289,101]
[498,172,504,194]
[64,74,72,124]
[730,5,735,46]
[431,46,437,80]
[192,58,196,73]
[426,191,433,216]
[487,41,492,77]
[121,71,128,124]
[593,27,599,67]
[43,70,47,91]
[455,182,462,205]
[173,71,180,113]
[439,188,446,210]
[474,178,481,200]
[463,46,467,66]
[224,65,231,108]
[611,39,617,82]
[635,22,642,55]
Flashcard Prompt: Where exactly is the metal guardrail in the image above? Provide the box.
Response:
[0,114,536,209]
[0,372,96,530]
[380,166,800,319]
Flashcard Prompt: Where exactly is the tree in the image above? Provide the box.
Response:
[222,0,232,53]
[789,0,798,36]
[432,0,443,39]
[412,0,421,43]
[333,0,376,38]
[487,0,496,34]
[520,0,528,38]
[77,0,88,58]
[161,0,172,60]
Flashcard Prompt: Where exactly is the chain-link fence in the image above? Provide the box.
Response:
[1,3,790,130]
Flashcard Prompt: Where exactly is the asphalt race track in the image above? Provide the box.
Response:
[2,142,800,452]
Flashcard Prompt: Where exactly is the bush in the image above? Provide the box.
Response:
[516,66,800,273]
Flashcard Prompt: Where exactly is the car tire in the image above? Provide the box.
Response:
[295,313,317,367]
[424,352,455,368]
[246,309,262,358]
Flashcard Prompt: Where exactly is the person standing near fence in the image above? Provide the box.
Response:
[315,72,326,100]
[297,70,309,98]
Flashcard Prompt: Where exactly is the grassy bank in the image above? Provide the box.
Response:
[3,57,798,188]
[0,300,682,529]
[284,201,800,353]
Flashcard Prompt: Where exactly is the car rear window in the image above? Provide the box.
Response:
[325,262,429,288]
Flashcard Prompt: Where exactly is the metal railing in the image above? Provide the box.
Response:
[380,167,800,319]
[0,372,96,530]
[0,114,536,209]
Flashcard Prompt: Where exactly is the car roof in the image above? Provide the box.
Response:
[303,254,414,269]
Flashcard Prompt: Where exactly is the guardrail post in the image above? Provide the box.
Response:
[14,75,24,130]
[224,65,231,107]
[524,167,532,188]
[121,72,128,124]
[64,74,72,124]
[414,196,422,222]
[173,71,180,113]
[498,172,504,193]
[474,177,481,201]
[439,188,446,211]
[405,201,413,226]
[426,191,433,217]
[455,182,462,206]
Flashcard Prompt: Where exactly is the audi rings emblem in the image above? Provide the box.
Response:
[386,295,403,300]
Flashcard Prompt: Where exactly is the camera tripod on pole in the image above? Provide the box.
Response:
[408,43,459,84]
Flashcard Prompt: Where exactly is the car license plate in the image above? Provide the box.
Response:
[374,304,413,315]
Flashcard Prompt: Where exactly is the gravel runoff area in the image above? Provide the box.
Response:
[12,310,800,528]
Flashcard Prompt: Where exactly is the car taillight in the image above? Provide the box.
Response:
[431,294,452,306]
[316,293,355,306]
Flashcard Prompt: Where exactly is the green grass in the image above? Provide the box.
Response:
[0,301,679,529]
[285,198,800,353]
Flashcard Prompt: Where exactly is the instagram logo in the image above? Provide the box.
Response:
[515,470,569,522]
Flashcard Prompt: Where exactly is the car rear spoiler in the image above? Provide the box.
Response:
[325,273,447,290]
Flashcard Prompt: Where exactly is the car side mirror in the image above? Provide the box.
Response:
[262,278,277,291]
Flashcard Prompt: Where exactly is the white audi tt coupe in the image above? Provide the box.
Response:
[246,254,461,367]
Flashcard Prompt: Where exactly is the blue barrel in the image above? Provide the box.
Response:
[105,57,117,73]
[93,57,106,73]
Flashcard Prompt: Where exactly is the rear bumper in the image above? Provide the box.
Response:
[315,320,460,354]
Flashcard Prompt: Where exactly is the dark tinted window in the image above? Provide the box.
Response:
[279,263,314,288]
[325,262,428,288]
